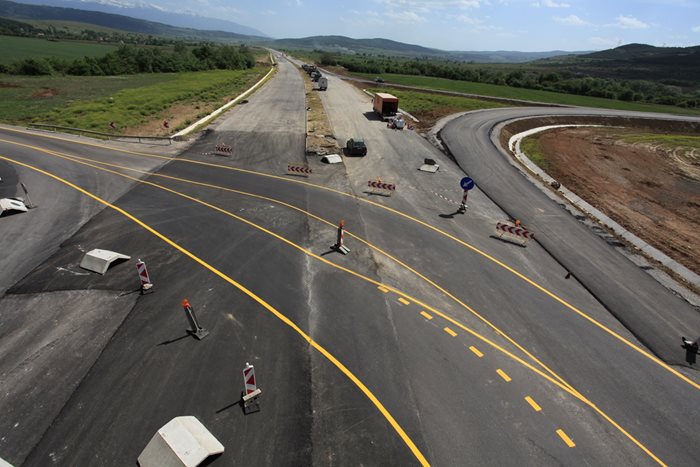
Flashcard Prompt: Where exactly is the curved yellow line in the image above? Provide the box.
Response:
[2,147,666,465]
[1,127,695,393]
[0,154,431,467]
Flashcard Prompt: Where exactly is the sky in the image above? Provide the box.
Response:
[159,0,700,52]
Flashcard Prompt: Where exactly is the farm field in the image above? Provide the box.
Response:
[0,66,268,134]
[0,35,117,64]
[357,72,700,117]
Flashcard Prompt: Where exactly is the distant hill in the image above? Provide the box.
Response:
[267,35,586,63]
[12,0,268,37]
[534,43,700,86]
[0,0,263,42]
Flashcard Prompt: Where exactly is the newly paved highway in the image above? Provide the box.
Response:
[0,55,697,466]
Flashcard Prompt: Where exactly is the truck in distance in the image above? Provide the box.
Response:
[373,93,398,120]
[318,76,328,90]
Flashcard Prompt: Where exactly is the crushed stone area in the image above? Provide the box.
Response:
[535,127,700,278]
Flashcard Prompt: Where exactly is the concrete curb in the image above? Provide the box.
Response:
[172,59,277,138]
[508,124,700,289]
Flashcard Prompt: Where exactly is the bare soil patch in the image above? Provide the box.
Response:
[535,127,700,277]
[31,87,58,98]
[301,70,338,155]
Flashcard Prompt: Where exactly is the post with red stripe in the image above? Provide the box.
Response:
[136,259,153,294]
[181,298,209,340]
[332,219,350,255]
[241,362,262,414]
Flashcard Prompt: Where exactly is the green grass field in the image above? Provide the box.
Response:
[0,67,266,131]
[367,87,505,115]
[359,73,700,117]
[0,35,117,65]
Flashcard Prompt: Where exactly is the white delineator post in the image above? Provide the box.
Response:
[242,362,262,413]
[136,259,153,294]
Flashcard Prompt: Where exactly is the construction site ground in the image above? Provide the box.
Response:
[524,126,700,281]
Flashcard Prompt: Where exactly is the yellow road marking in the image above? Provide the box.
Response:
[444,327,457,337]
[496,369,512,382]
[6,125,684,392]
[556,429,576,448]
[470,346,484,358]
[525,396,542,412]
[0,154,430,467]
[398,297,410,305]
[0,136,574,394]
[2,127,700,391]
[3,145,670,466]
[420,311,433,320]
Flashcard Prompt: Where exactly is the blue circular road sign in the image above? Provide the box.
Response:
[460,177,475,191]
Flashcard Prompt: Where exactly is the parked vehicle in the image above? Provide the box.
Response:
[346,138,367,156]
[373,93,399,120]
[374,77,385,83]
[318,76,328,90]
[388,115,405,130]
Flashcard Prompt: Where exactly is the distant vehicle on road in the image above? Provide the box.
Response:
[373,92,399,120]
[346,138,367,156]
[374,77,385,83]
[318,76,328,91]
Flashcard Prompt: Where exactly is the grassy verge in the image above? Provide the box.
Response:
[615,132,700,150]
[359,73,700,117]
[520,136,549,170]
[0,66,267,134]
[0,35,117,64]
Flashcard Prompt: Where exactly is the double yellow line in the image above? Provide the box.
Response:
[0,140,669,465]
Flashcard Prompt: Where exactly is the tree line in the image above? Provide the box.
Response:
[0,43,256,76]
[315,52,699,109]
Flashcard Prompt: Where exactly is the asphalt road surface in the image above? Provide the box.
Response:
[0,55,698,466]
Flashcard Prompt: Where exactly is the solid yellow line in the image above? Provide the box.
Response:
[378,286,389,293]
[443,327,457,337]
[496,369,512,382]
[7,145,669,466]
[420,311,433,320]
[556,429,576,448]
[0,154,431,467]
[0,128,695,393]
[398,297,410,305]
[0,136,574,394]
[470,346,484,358]
[525,396,542,412]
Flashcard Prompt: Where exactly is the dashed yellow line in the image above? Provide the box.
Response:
[4,142,669,466]
[398,297,410,305]
[470,346,484,358]
[420,311,433,320]
[377,286,389,293]
[443,327,457,337]
[556,429,576,448]
[1,126,696,394]
[496,369,511,382]
[524,396,542,412]
[0,154,431,467]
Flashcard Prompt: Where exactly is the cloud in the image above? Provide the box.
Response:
[375,0,482,10]
[455,14,483,25]
[531,0,570,7]
[555,14,590,26]
[590,36,621,48]
[612,15,650,29]
[386,10,427,23]
[693,25,700,32]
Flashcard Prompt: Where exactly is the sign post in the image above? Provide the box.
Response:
[459,177,475,213]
